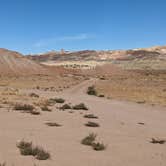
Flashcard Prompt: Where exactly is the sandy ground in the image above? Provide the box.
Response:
[0,79,166,166]
[94,70,166,106]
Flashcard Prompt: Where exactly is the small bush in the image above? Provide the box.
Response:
[41,106,52,112]
[87,86,97,96]
[85,121,100,127]
[92,142,106,151]
[29,93,39,98]
[99,77,106,80]
[20,146,34,156]
[98,94,105,98]
[45,122,62,127]
[14,103,34,111]
[137,100,146,104]
[81,133,97,146]
[60,104,71,110]
[17,140,33,155]
[17,140,50,160]
[17,140,32,149]
[150,138,166,144]
[46,99,57,106]
[30,110,41,115]
[73,103,88,110]
[35,148,51,160]
[84,114,98,119]
[54,98,65,103]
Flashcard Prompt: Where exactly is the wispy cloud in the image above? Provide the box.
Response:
[33,33,94,48]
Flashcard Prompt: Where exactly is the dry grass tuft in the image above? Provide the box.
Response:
[17,140,50,160]
[60,104,71,110]
[85,121,100,127]
[81,133,97,146]
[73,103,88,110]
[45,122,62,127]
[41,106,52,112]
[87,86,97,96]
[14,103,35,111]
[150,138,166,144]
[84,114,98,119]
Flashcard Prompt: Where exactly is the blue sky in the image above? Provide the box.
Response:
[0,0,166,54]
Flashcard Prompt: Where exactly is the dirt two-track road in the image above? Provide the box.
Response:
[0,79,166,166]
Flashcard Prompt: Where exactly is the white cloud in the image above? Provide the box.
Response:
[33,33,94,48]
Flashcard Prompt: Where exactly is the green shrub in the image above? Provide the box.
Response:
[81,133,97,146]
[73,103,88,110]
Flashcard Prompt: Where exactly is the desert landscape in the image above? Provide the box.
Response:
[0,46,166,166]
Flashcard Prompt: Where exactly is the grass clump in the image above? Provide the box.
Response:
[46,99,57,106]
[150,138,166,144]
[45,122,62,127]
[85,121,100,127]
[73,103,88,110]
[17,140,33,155]
[30,110,40,115]
[137,100,146,104]
[35,148,51,160]
[14,103,34,111]
[92,142,106,151]
[29,93,39,98]
[17,140,50,160]
[81,134,106,151]
[87,86,97,96]
[14,103,40,115]
[53,98,65,103]
[60,104,71,110]
[99,77,106,80]
[98,94,105,98]
[41,106,52,112]
[81,133,97,146]
[84,114,98,119]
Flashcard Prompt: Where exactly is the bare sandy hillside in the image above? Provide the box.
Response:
[0,48,48,75]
